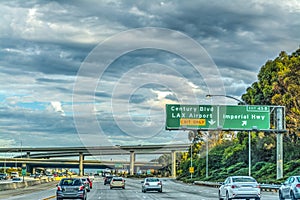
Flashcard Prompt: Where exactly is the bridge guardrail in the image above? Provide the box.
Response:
[193,181,280,192]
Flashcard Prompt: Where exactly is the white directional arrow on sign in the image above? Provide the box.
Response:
[242,121,247,126]
[208,119,216,125]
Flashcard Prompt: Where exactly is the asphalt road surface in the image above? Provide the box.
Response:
[0,177,279,200]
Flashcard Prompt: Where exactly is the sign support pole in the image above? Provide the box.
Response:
[276,107,284,179]
[248,131,251,176]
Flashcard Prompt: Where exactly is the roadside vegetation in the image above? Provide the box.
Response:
[160,48,300,184]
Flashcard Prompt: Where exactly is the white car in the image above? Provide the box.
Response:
[279,175,300,200]
[141,177,162,193]
[218,176,261,200]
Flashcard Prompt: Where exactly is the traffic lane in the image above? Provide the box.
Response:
[0,181,57,200]
[89,178,279,200]
[88,178,217,200]
[1,178,279,200]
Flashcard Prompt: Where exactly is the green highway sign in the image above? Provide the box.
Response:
[22,169,26,176]
[114,163,123,168]
[166,104,270,130]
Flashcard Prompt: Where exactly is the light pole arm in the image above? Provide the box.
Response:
[206,94,246,105]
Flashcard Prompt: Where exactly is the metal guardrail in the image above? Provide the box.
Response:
[194,181,281,192]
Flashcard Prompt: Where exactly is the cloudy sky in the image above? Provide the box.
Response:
[1,0,300,150]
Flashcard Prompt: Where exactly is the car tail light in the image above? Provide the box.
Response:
[57,186,62,191]
[79,186,85,191]
[158,182,162,185]
[256,185,260,188]
[231,185,237,189]
[145,183,149,186]
[296,184,300,188]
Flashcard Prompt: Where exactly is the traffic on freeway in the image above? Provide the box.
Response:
[0,177,279,200]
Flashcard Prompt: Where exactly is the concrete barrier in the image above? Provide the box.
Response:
[0,177,55,191]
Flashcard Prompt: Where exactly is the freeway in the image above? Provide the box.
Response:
[0,177,279,200]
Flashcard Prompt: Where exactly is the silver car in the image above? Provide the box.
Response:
[218,176,261,200]
[141,177,162,193]
[279,175,300,200]
[56,178,87,200]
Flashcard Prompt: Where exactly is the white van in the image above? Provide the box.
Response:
[10,172,19,178]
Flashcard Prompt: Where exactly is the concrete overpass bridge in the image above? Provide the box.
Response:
[0,157,162,173]
[0,144,189,177]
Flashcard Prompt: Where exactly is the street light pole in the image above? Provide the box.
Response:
[206,94,252,176]
[190,142,193,180]
[206,137,208,178]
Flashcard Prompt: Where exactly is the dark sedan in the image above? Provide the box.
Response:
[104,175,114,185]
[56,178,87,200]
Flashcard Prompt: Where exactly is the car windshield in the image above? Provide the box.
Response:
[232,177,256,183]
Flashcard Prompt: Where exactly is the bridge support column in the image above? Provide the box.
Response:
[130,151,135,175]
[171,150,176,178]
[26,152,30,158]
[79,153,84,177]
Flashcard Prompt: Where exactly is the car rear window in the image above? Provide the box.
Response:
[147,178,159,182]
[113,177,123,181]
[232,177,256,183]
[61,179,81,186]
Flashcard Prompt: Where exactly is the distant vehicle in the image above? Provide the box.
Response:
[141,177,162,193]
[86,177,93,189]
[56,178,87,200]
[33,173,42,179]
[110,177,125,189]
[104,175,114,185]
[10,172,19,178]
[0,173,8,180]
[46,174,54,179]
[12,177,22,182]
[88,175,95,181]
[81,178,91,192]
[218,176,261,200]
[279,175,300,200]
